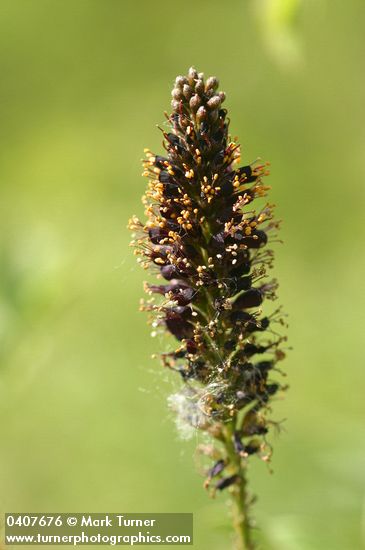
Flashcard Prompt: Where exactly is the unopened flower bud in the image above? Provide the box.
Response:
[171,88,183,100]
[196,106,207,121]
[207,95,221,110]
[175,75,187,88]
[206,76,219,91]
[183,84,193,99]
[189,94,201,112]
[188,66,198,83]
[209,109,219,123]
[218,91,226,103]
[195,79,204,94]
[171,99,180,110]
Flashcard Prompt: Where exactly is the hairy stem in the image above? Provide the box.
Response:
[224,420,254,550]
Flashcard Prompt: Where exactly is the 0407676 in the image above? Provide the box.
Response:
[6,515,63,527]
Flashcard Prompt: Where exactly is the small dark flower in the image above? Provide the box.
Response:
[215,474,240,492]
[233,431,260,457]
[207,459,226,479]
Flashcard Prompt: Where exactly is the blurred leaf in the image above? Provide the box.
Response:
[252,0,304,68]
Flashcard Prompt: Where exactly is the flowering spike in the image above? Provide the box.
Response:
[129,68,287,549]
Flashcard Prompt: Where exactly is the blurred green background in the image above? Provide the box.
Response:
[1,1,364,548]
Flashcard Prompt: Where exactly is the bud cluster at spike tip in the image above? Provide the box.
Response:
[129,67,287,492]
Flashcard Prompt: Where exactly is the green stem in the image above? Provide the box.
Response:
[224,420,254,550]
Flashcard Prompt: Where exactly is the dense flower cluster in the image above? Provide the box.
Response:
[130,67,287,495]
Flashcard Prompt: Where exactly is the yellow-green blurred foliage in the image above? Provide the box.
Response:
[1,1,364,548]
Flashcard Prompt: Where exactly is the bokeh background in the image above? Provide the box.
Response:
[1,1,364,548]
